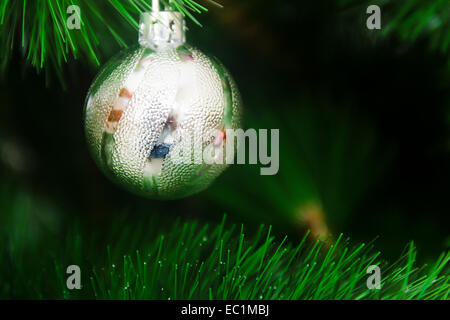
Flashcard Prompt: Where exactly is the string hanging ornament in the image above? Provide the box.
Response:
[84,1,242,199]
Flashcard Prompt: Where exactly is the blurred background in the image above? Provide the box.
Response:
[0,0,449,270]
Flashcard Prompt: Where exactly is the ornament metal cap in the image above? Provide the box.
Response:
[139,0,186,50]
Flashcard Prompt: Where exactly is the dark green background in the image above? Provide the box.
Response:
[0,0,449,267]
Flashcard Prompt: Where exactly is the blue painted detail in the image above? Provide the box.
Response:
[150,143,171,159]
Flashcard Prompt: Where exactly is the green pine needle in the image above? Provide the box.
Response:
[0,0,218,85]
[0,185,448,300]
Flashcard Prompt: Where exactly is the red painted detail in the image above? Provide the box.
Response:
[119,88,133,99]
[108,109,123,122]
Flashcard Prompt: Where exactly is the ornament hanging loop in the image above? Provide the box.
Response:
[152,0,160,12]
[139,0,186,50]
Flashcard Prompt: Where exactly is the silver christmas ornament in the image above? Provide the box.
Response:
[84,3,242,200]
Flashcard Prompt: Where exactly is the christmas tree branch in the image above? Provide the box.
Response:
[0,0,220,84]
[0,183,448,300]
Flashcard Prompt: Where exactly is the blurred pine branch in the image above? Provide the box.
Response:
[0,184,448,300]
[340,0,450,56]
[207,97,393,239]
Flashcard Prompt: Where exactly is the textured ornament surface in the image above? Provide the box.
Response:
[84,45,242,199]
